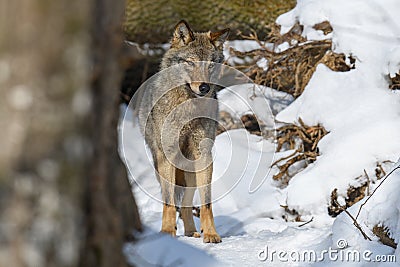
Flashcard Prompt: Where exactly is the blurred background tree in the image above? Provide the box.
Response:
[124,0,296,43]
[0,0,140,266]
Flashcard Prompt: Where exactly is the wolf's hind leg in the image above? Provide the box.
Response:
[181,172,200,238]
[197,163,221,243]
[156,153,177,236]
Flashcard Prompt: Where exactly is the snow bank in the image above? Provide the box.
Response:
[358,159,400,258]
[275,0,400,217]
[274,0,400,263]
[218,84,294,119]
[124,229,221,267]
[329,160,400,266]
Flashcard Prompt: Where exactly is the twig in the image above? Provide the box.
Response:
[271,149,300,167]
[364,169,370,196]
[272,119,327,184]
[298,217,314,227]
[333,199,371,241]
[355,165,400,220]
[377,163,386,177]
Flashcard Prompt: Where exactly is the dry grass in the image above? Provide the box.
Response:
[272,118,328,185]
[229,21,355,98]
[313,21,333,35]
[373,225,397,249]
[327,161,393,217]
[328,184,368,217]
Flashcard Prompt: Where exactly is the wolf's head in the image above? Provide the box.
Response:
[161,20,229,97]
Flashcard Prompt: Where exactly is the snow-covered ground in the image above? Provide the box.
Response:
[120,92,334,266]
[119,0,400,266]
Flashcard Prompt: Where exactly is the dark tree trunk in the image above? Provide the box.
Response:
[0,0,91,266]
[81,0,142,266]
[1,0,141,266]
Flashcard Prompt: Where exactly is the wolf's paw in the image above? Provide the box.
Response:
[203,233,221,243]
[185,231,201,238]
[161,228,176,237]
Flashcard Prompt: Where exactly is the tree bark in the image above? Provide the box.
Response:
[0,0,91,266]
[81,0,142,266]
[0,0,141,266]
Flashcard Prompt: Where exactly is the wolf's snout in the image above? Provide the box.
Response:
[186,82,211,96]
[199,83,210,95]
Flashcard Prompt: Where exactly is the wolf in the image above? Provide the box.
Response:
[137,20,229,243]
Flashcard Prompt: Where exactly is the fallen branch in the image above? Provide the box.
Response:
[364,169,370,196]
[271,149,300,167]
[298,217,314,227]
[272,118,328,185]
[333,199,371,241]
[355,165,400,220]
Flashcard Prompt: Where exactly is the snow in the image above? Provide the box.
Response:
[119,0,400,265]
[124,230,221,267]
[276,64,400,214]
[275,0,400,218]
[328,162,400,266]
[218,84,294,119]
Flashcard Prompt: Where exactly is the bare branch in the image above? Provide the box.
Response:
[355,165,400,220]
[298,217,314,227]
[333,199,372,241]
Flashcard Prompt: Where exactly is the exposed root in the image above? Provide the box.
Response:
[267,22,306,48]
[328,183,368,217]
[373,225,397,249]
[375,160,393,179]
[276,118,328,152]
[328,161,393,217]
[229,21,355,98]
[272,118,328,185]
[217,111,264,136]
[389,72,400,90]
[241,114,262,136]
[313,21,333,35]
[280,204,301,222]
[321,51,355,72]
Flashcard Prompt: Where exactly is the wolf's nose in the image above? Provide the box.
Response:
[199,83,210,95]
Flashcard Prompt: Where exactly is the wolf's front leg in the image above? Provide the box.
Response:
[161,204,176,236]
[197,163,221,243]
[157,154,177,236]
[181,172,201,238]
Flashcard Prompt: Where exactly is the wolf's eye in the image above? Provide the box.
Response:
[186,60,195,67]
[208,62,215,70]
[178,58,195,67]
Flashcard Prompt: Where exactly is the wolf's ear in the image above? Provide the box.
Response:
[171,20,194,47]
[210,28,230,48]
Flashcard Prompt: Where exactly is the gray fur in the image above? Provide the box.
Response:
[136,20,229,243]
